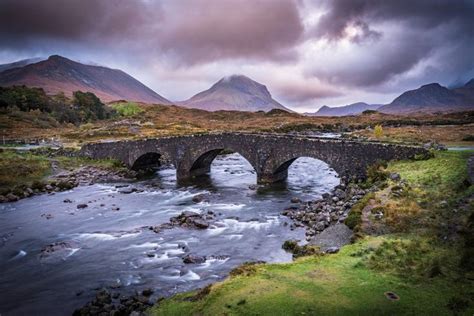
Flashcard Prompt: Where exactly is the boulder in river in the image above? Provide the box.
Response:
[192,194,208,203]
[169,211,212,229]
[291,197,301,203]
[39,241,77,262]
[77,203,88,209]
[183,254,207,264]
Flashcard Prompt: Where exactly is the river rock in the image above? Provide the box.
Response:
[192,218,209,229]
[77,203,88,209]
[310,223,353,251]
[141,288,154,297]
[6,193,19,202]
[95,289,112,305]
[315,221,326,231]
[41,213,54,220]
[168,211,212,229]
[291,197,301,203]
[183,254,207,264]
[325,246,340,254]
[39,241,76,262]
[334,189,346,199]
[192,194,208,203]
[118,187,143,194]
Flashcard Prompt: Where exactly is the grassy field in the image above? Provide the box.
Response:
[151,240,472,315]
[354,124,474,146]
[0,150,51,191]
[1,102,474,146]
[149,151,474,316]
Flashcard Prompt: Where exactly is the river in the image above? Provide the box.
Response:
[0,153,339,315]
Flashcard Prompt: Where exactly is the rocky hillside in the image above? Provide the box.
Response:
[179,75,290,112]
[308,102,382,116]
[0,55,171,104]
[0,57,43,73]
[379,81,474,114]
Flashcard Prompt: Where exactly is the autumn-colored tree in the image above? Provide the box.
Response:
[374,124,384,139]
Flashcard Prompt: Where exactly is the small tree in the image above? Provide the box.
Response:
[374,124,383,139]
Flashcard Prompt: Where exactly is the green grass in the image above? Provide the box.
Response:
[388,150,474,202]
[110,101,144,117]
[150,238,474,316]
[0,150,51,191]
[0,150,126,195]
[150,151,474,316]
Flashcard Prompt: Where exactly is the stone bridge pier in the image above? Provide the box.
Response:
[80,133,427,184]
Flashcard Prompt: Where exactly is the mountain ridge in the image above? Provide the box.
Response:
[0,55,171,104]
[179,75,290,112]
[307,102,382,116]
[0,57,44,73]
[379,80,474,114]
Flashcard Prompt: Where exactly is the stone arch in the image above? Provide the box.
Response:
[269,154,340,183]
[131,152,162,171]
[187,147,258,179]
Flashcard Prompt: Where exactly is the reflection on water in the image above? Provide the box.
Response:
[0,154,338,315]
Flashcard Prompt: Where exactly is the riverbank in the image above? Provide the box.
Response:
[0,148,135,202]
[149,150,474,315]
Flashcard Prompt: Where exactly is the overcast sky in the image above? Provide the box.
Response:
[0,0,473,112]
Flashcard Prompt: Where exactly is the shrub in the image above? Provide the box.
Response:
[374,124,384,138]
[366,160,389,184]
[111,102,144,117]
[362,110,378,115]
[0,86,112,124]
[73,91,113,121]
[229,261,265,277]
[345,192,374,231]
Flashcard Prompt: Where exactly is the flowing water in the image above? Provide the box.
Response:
[0,154,339,315]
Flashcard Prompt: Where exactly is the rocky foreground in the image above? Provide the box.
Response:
[283,181,369,238]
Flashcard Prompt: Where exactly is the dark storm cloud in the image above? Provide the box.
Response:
[0,0,162,45]
[0,0,303,65]
[312,0,474,41]
[308,0,474,87]
[157,0,303,64]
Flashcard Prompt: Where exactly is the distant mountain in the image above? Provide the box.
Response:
[464,78,474,88]
[0,55,171,104]
[0,57,43,73]
[307,102,382,116]
[179,75,290,112]
[379,81,474,114]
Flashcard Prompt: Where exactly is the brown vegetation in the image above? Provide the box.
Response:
[1,98,474,146]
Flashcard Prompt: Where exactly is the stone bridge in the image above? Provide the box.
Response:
[79,133,427,184]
